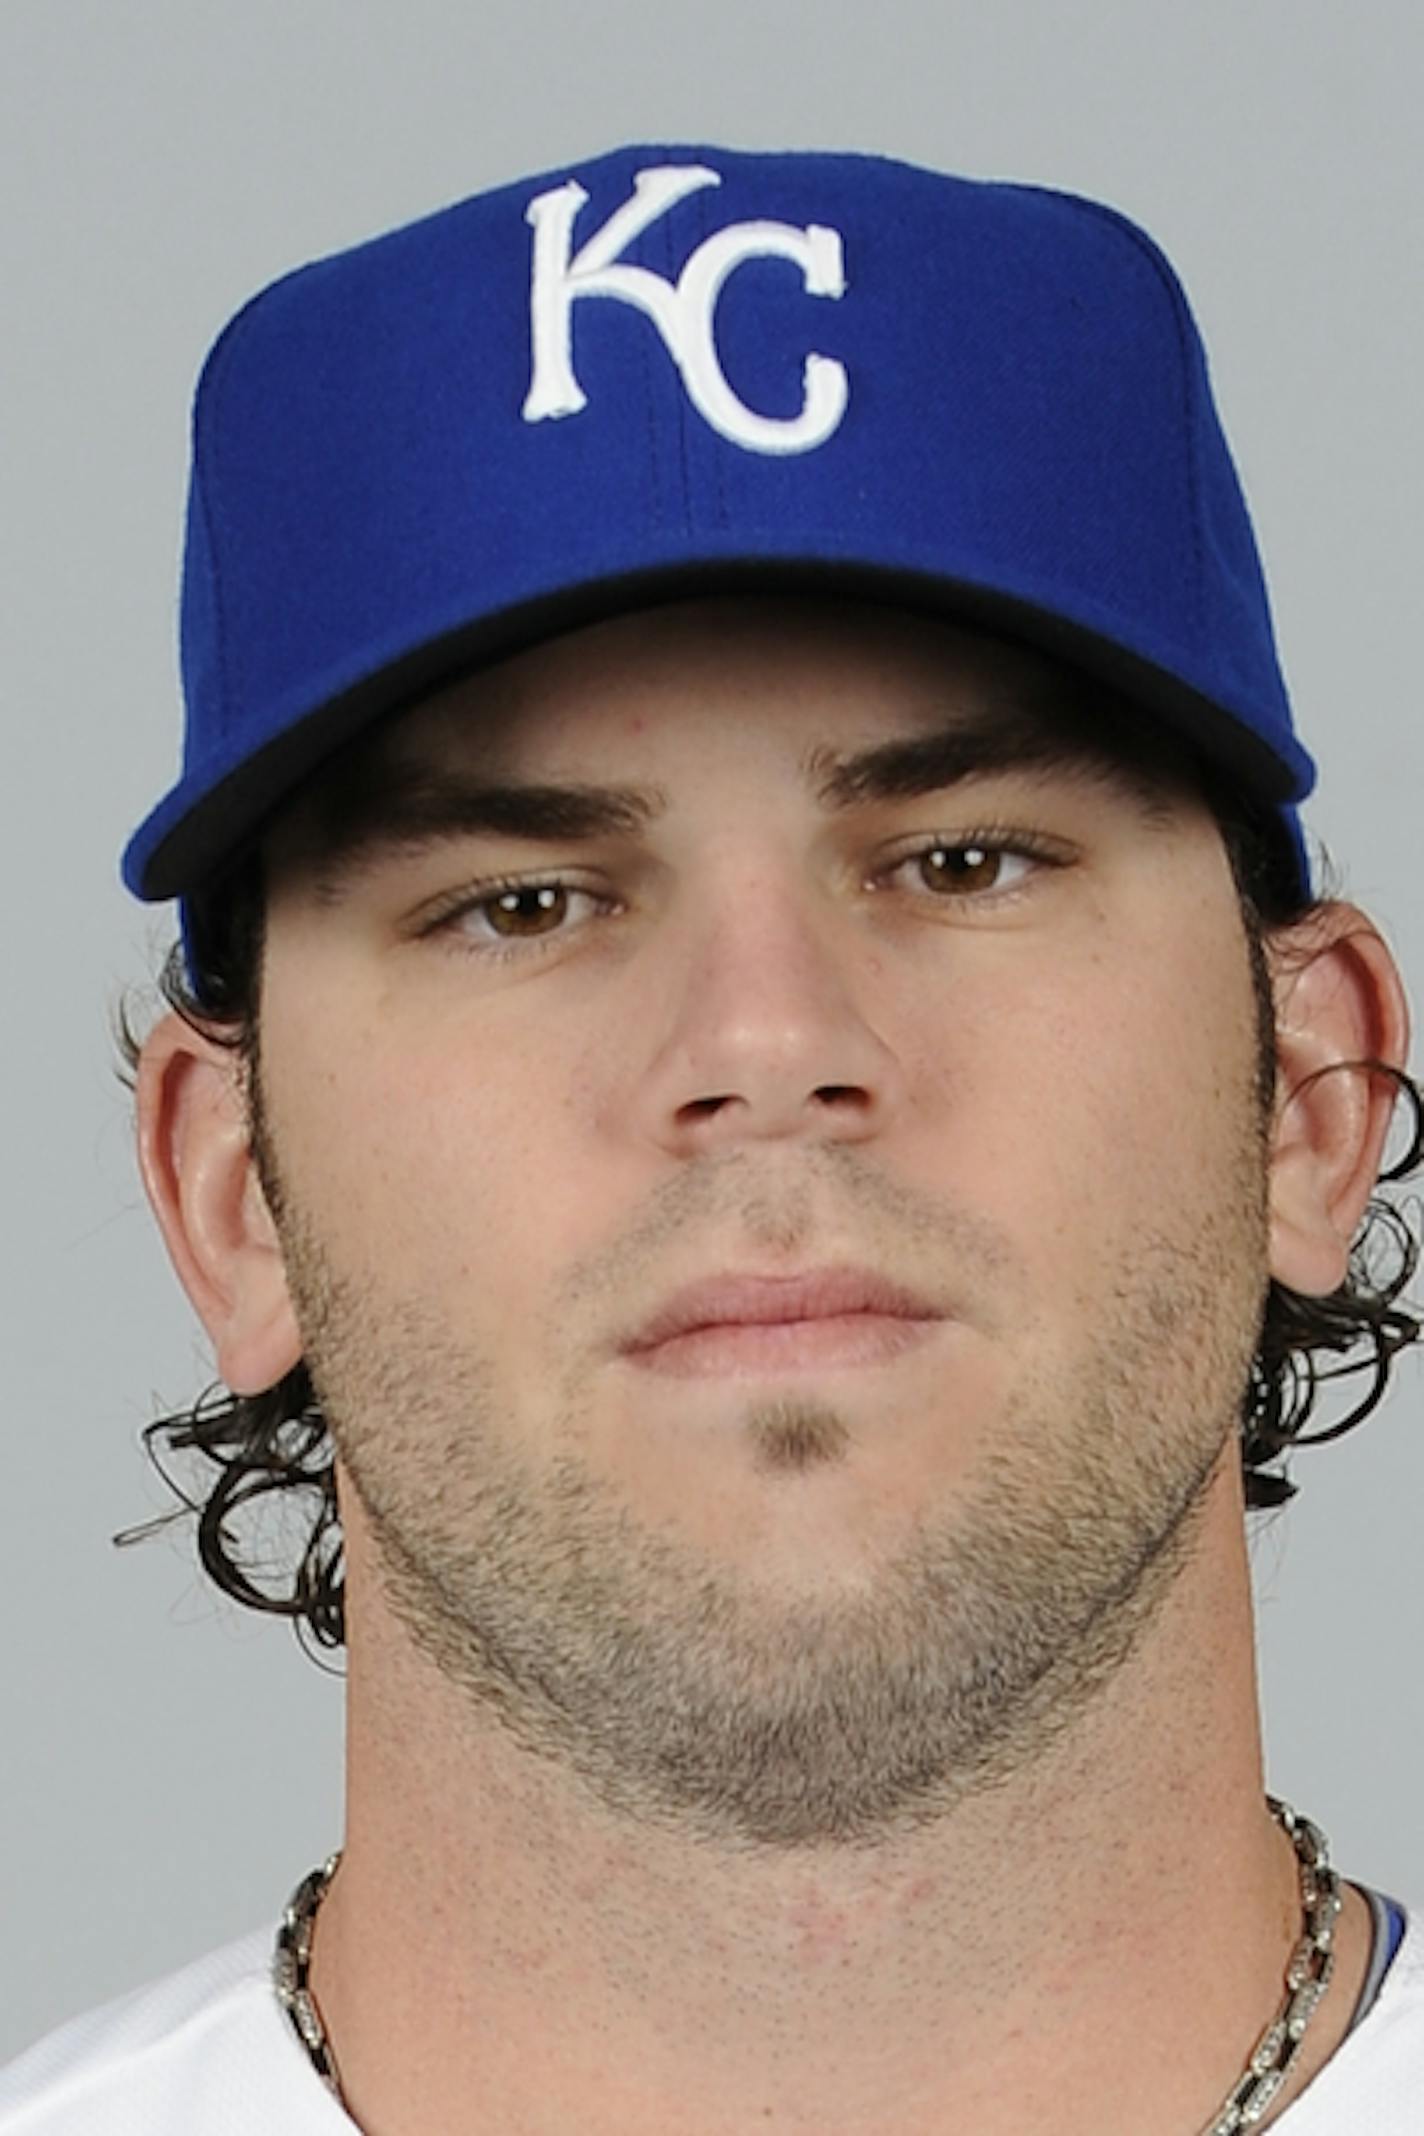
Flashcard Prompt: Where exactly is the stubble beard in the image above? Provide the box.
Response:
[255,1089,1271,1855]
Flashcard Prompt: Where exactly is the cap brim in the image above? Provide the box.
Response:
[125,557,1311,903]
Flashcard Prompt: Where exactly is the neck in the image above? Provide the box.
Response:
[307,1464,1355,2136]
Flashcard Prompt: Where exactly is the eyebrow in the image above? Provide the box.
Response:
[300,701,1176,904]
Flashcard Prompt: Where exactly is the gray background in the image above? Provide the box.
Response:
[3,0,1421,2064]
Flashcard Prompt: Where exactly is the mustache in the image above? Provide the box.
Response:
[556,1144,1022,1329]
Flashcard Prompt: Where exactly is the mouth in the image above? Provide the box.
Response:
[618,1268,946,1380]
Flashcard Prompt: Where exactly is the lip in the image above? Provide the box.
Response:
[619,1267,945,1376]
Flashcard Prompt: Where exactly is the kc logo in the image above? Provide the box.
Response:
[522,164,849,457]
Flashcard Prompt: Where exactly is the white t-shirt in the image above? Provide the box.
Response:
[3,1902,1422,2132]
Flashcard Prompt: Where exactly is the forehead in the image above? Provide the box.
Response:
[391,595,1059,750]
[264,594,1203,874]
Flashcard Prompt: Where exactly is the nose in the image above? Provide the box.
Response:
[626,865,910,1157]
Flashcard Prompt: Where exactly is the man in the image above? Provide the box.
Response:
[3,142,1421,2132]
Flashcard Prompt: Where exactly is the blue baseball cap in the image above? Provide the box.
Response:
[123,142,1314,934]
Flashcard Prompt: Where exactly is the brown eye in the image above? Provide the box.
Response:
[425,877,614,957]
[484,884,571,936]
[916,844,1010,894]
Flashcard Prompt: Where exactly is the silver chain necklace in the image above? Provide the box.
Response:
[273,1793,1340,2132]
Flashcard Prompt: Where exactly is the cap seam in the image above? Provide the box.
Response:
[1017,190,1210,642]
[189,425,235,759]
[182,270,310,752]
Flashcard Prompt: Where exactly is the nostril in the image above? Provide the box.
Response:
[681,1093,737,1121]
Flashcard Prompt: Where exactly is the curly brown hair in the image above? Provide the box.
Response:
[113,735,1423,1659]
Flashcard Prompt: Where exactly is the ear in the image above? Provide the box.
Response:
[1267,904,1412,1298]
[136,1012,304,1394]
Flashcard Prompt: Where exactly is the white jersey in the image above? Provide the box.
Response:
[3,1902,1423,2132]
[0,1931,345,2133]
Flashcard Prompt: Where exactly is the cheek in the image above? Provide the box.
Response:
[912,923,1264,1258]
[263,999,606,1311]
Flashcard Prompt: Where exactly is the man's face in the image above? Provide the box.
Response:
[256,596,1270,1845]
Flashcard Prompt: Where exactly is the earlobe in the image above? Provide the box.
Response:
[1266,906,1412,1298]
[136,1013,304,1394]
